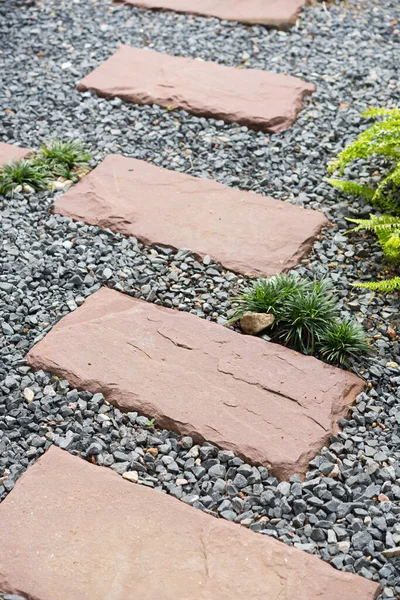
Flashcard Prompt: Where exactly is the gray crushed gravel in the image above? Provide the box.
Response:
[0,0,400,597]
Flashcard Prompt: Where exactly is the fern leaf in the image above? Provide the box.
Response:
[377,231,400,263]
[327,119,400,175]
[372,161,400,214]
[352,277,400,292]
[326,178,375,199]
[346,214,400,233]
[346,214,400,263]
[362,107,400,120]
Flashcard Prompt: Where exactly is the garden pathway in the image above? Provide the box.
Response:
[26,287,364,480]
[54,153,327,277]
[76,45,315,134]
[120,0,306,28]
[0,447,380,600]
[0,137,380,599]
[0,0,394,597]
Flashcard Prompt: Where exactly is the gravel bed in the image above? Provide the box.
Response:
[0,0,400,597]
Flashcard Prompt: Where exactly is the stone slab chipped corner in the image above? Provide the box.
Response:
[0,447,381,600]
[122,0,306,29]
[0,142,31,168]
[26,288,365,480]
[76,45,315,133]
[54,154,327,277]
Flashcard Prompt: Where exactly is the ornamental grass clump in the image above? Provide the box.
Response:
[229,274,304,319]
[0,159,49,195]
[0,139,91,196]
[229,275,369,368]
[276,280,338,355]
[319,320,370,367]
[35,139,91,180]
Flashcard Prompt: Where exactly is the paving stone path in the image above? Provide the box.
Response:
[0,447,380,600]
[0,0,394,595]
[26,287,364,480]
[121,0,306,29]
[0,90,382,600]
[0,142,31,167]
[77,45,315,133]
[54,154,327,277]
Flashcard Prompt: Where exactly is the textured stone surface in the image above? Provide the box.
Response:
[123,0,306,29]
[240,312,275,335]
[27,288,365,479]
[0,142,31,167]
[76,46,315,133]
[54,154,327,277]
[0,447,380,600]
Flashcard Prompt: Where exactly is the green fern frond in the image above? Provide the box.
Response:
[327,117,400,175]
[372,160,400,214]
[346,214,400,263]
[352,277,400,292]
[346,214,400,233]
[327,107,400,214]
[326,178,375,200]
[362,107,400,120]
[378,231,400,263]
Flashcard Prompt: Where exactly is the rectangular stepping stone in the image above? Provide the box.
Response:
[54,154,327,277]
[0,142,31,167]
[26,288,365,479]
[0,447,380,600]
[76,45,315,133]
[122,0,306,29]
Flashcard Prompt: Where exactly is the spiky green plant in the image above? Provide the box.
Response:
[0,159,49,194]
[0,140,91,197]
[228,274,306,323]
[318,320,370,367]
[276,280,338,354]
[37,139,90,171]
[229,275,367,366]
[327,107,400,215]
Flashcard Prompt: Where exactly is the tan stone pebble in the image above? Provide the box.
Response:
[175,478,188,486]
[386,361,399,369]
[329,464,340,478]
[23,387,34,403]
[240,311,275,335]
[122,471,139,483]
[146,447,158,457]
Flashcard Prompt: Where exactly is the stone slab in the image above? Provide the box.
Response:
[76,45,315,133]
[26,288,365,479]
[0,142,31,168]
[122,0,306,29]
[54,154,327,277]
[0,447,380,600]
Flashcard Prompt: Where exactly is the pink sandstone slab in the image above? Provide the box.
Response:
[0,447,380,600]
[76,45,315,133]
[121,0,306,29]
[54,154,327,277]
[0,142,31,167]
[26,288,365,480]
